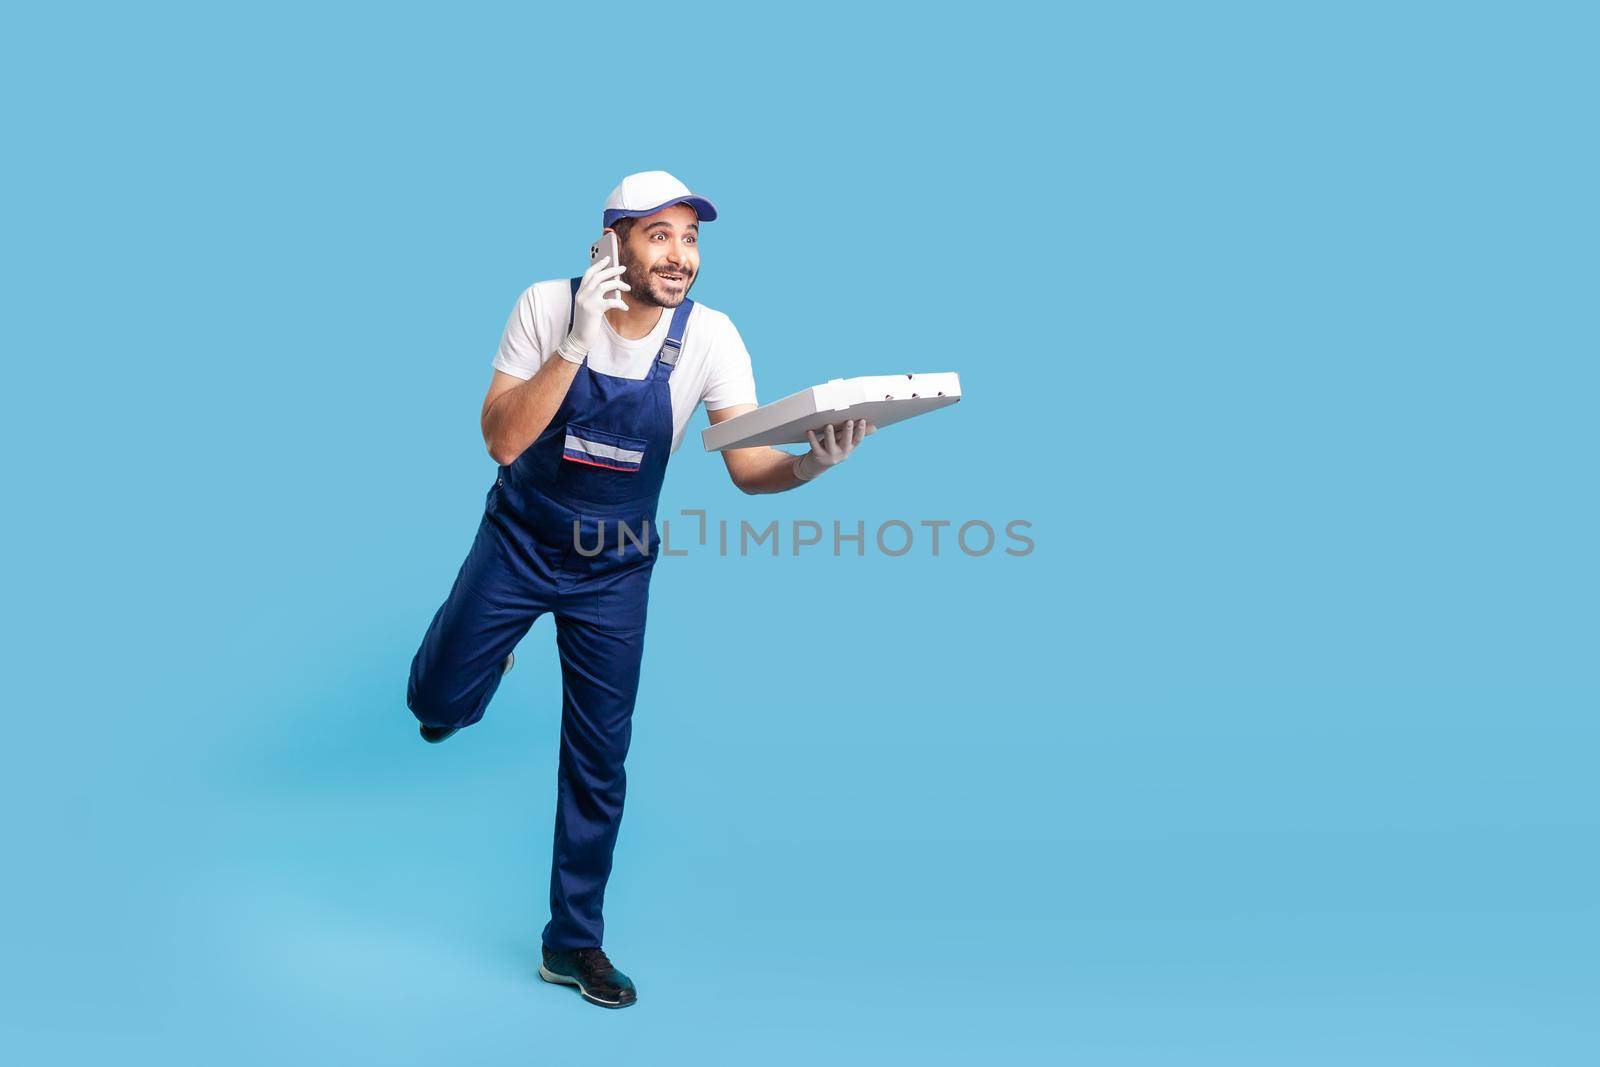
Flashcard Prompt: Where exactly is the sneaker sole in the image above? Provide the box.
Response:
[538,964,636,1009]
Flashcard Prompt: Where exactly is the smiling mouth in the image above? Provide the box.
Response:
[654,271,686,283]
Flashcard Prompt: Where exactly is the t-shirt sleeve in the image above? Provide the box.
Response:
[491,285,546,380]
[702,313,759,412]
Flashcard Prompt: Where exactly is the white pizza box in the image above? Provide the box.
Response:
[701,372,962,451]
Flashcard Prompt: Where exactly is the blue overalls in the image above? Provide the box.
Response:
[408,278,694,950]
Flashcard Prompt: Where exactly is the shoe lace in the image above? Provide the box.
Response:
[572,947,614,976]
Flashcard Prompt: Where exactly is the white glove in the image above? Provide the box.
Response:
[556,255,630,364]
[794,419,875,481]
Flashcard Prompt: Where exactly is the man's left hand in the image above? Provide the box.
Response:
[795,419,875,481]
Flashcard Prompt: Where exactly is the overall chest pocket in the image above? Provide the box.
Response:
[561,423,647,473]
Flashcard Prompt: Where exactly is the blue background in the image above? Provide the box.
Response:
[4,2,1595,1063]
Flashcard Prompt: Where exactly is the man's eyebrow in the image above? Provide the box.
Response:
[644,220,699,233]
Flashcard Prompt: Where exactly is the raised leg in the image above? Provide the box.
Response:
[407,518,543,730]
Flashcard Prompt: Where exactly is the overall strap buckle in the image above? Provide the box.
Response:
[655,299,695,374]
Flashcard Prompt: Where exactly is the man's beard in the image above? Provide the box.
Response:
[619,249,695,308]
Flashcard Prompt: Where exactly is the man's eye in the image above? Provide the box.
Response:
[652,233,666,241]
[685,235,696,244]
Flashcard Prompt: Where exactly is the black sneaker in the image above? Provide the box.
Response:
[539,945,637,1009]
[418,653,515,745]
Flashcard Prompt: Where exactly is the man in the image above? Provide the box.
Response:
[406,171,874,1009]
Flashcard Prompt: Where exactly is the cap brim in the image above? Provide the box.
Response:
[603,195,718,227]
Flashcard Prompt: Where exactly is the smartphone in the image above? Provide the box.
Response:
[589,230,620,268]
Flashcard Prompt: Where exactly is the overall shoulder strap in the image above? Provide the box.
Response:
[654,299,696,379]
[567,277,581,335]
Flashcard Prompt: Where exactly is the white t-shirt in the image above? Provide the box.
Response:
[492,279,759,455]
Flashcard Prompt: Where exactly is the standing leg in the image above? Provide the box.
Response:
[408,517,544,730]
[541,604,649,949]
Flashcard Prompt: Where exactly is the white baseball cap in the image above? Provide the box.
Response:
[602,170,719,228]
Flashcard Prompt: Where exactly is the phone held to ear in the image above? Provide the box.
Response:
[589,230,620,269]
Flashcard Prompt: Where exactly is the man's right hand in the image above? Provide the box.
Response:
[558,256,630,363]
